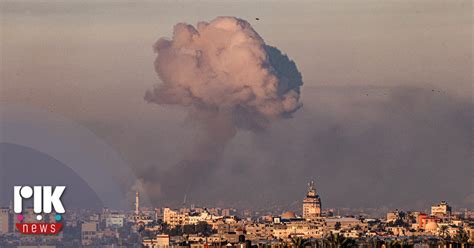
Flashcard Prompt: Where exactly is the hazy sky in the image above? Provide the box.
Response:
[1,0,472,212]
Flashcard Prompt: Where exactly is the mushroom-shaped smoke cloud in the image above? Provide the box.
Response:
[146,16,303,130]
[144,17,303,202]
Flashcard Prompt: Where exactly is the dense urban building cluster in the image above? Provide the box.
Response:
[0,182,473,247]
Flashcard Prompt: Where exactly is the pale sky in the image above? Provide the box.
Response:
[1,0,472,211]
[2,0,471,119]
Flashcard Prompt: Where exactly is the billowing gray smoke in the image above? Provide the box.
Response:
[144,17,303,201]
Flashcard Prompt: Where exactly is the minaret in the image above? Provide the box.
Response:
[135,191,140,215]
[303,180,321,219]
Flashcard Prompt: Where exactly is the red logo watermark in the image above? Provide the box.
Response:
[16,223,63,235]
[13,186,66,235]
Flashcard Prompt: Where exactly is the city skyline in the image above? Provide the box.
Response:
[0,180,472,247]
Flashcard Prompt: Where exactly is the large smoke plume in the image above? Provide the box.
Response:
[144,17,303,201]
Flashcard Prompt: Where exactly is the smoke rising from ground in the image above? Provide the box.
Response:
[144,17,303,200]
[129,85,472,209]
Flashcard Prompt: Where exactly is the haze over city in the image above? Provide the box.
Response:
[1,0,472,213]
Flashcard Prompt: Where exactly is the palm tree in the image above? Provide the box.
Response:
[354,238,370,248]
[453,227,469,248]
[182,234,190,247]
[438,225,449,238]
[368,237,381,248]
[398,238,410,248]
[324,233,355,248]
[384,238,400,248]
[408,235,417,247]
[312,239,323,248]
[290,236,311,248]
[436,238,447,248]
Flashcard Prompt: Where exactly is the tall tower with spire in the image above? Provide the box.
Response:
[303,181,321,219]
[135,191,140,215]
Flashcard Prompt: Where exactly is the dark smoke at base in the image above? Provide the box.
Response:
[88,84,471,209]
[142,17,303,202]
[134,85,472,209]
[210,86,472,211]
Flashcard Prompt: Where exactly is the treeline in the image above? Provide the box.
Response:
[162,221,214,236]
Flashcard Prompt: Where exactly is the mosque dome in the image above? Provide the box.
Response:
[425,221,438,232]
[281,211,297,219]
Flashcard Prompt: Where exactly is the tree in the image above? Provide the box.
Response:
[393,219,406,227]
[289,236,310,248]
[384,239,399,248]
[453,227,469,248]
[438,225,448,238]
[368,237,381,248]
[324,233,355,248]
[183,224,195,234]
[196,221,212,235]
[180,234,190,247]
[398,238,410,248]
[312,239,323,248]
